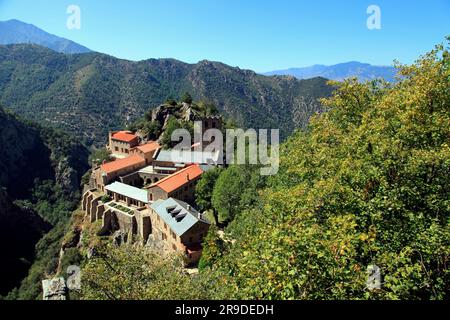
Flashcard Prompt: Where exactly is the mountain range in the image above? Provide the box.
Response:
[0,19,91,54]
[0,44,333,145]
[264,61,398,82]
[0,19,397,145]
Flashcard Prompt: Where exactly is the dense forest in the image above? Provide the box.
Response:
[0,44,332,145]
[78,41,449,300]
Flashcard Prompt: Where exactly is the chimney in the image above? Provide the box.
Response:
[187,205,191,211]
[186,174,190,181]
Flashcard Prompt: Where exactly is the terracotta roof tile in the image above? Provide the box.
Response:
[101,154,146,174]
[136,141,160,154]
[150,164,203,193]
[112,131,138,143]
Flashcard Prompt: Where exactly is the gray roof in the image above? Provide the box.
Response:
[154,149,221,165]
[150,198,210,236]
[105,182,148,204]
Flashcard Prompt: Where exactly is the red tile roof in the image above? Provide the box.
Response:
[150,164,203,193]
[135,141,160,154]
[111,131,138,143]
[101,154,146,174]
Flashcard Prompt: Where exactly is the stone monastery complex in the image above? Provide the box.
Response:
[82,115,222,265]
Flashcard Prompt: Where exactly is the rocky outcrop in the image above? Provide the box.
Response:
[55,158,80,193]
[112,230,129,247]
[151,102,199,129]
[42,278,67,300]
[146,228,169,253]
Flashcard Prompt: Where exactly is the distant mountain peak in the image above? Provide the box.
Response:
[0,19,92,54]
[265,61,397,82]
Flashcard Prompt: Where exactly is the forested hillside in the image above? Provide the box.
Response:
[0,44,332,145]
[80,41,449,300]
[0,107,89,298]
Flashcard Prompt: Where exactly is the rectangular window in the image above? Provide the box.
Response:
[172,244,177,251]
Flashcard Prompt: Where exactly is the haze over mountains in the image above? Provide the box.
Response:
[265,61,398,82]
[0,19,91,54]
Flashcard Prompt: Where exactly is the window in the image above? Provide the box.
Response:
[172,244,177,251]
[115,147,119,152]
[212,122,216,129]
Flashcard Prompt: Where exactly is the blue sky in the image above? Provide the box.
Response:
[0,0,448,72]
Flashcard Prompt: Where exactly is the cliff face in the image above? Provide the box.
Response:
[0,108,89,199]
[0,108,53,198]
[0,107,89,296]
[0,189,51,295]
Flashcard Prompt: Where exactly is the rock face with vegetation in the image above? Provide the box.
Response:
[0,107,89,298]
[0,44,333,145]
[0,107,89,199]
[0,189,51,296]
[129,97,221,147]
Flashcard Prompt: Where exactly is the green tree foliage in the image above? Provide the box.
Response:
[181,92,193,104]
[165,96,177,106]
[211,165,266,223]
[161,117,194,148]
[208,42,450,299]
[196,99,219,116]
[89,148,112,166]
[198,225,228,271]
[195,167,223,213]
[81,243,212,300]
[144,121,162,140]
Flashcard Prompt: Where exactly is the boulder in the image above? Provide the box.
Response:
[42,277,67,300]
